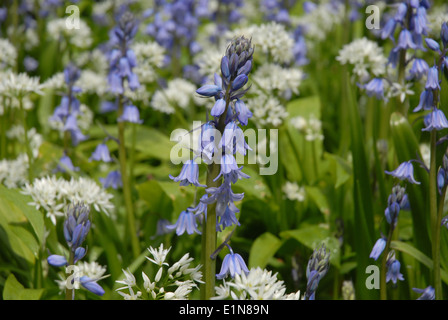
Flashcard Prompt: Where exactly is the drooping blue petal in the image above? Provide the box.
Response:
[385,161,420,184]
[369,238,386,261]
[80,276,105,296]
[47,254,68,267]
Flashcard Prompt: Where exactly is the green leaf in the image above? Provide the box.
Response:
[3,274,44,300]
[0,186,45,263]
[232,166,271,200]
[304,186,329,216]
[391,240,448,285]
[249,232,283,269]
[136,180,173,218]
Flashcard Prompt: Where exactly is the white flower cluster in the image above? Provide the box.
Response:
[213,267,301,300]
[247,95,289,127]
[0,71,44,98]
[252,63,304,98]
[0,127,43,188]
[55,261,108,292]
[294,0,345,43]
[336,37,387,82]
[290,114,324,141]
[228,22,294,64]
[132,41,166,84]
[282,181,306,202]
[426,5,448,36]
[21,175,115,225]
[116,244,203,300]
[151,78,206,114]
[194,46,223,82]
[46,18,93,48]
[0,38,17,69]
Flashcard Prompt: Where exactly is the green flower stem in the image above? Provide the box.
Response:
[200,82,232,300]
[1,100,6,159]
[117,95,140,259]
[380,221,394,300]
[435,183,447,299]
[428,127,442,299]
[19,97,34,182]
[65,251,75,300]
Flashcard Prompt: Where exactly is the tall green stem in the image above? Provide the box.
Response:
[200,83,232,299]
[118,95,140,258]
[19,97,34,182]
[380,223,394,300]
[65,251,75,300]
[429,128,442,299]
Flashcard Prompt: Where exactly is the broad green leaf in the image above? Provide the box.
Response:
[3,274,44,300]
[305,186,329,216]
[391,240,448,285]
[249,232,283,269]
[0,186,45,263]
[232,166,271,200]
[136,180,173,219]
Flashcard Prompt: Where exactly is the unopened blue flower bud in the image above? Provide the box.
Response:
[425,38,440,51]
[47,254,68,267]
[221,56,230,80]
[211,98,226,117]
[196,84,221,97]
[441,22,448,47]
[231,74,248,91]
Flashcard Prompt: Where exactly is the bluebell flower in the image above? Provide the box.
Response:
[216,247,249,279]
[394,29,417,52]
[211,99,226,117]
[441,215,448,229]
[441,22,448,48]
[385,161,420,184]
[166,208,201,235]
[169,159,206,187]
[385,201,401,226]
[425,38,440,52]
[305,244,330,300]
[202,179,245,218]
[63,204,91,252]
[394,3,408,23]
[90,143,112,163]
[118,105,143,124]
[79,276,105,296]
[386,258,405,284]
[214,154,239,181]
[422,108,448,132]
[47,254,68,267]
[425,66,441,91]
[408,58,429,80]
[216,202,240,232]
[234,99,253,126]
[107,12,140,94]
[24,56,38,72]
[381,19,397,41]
[370,237,386,261]
[196,84,222,97]
[100,170,123,189]
[413,89,433,112]
[411,6,429,35]
[231,74,248,91]
[362,78,384,100]
[413,286,435,300]
[55,154,79,173]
